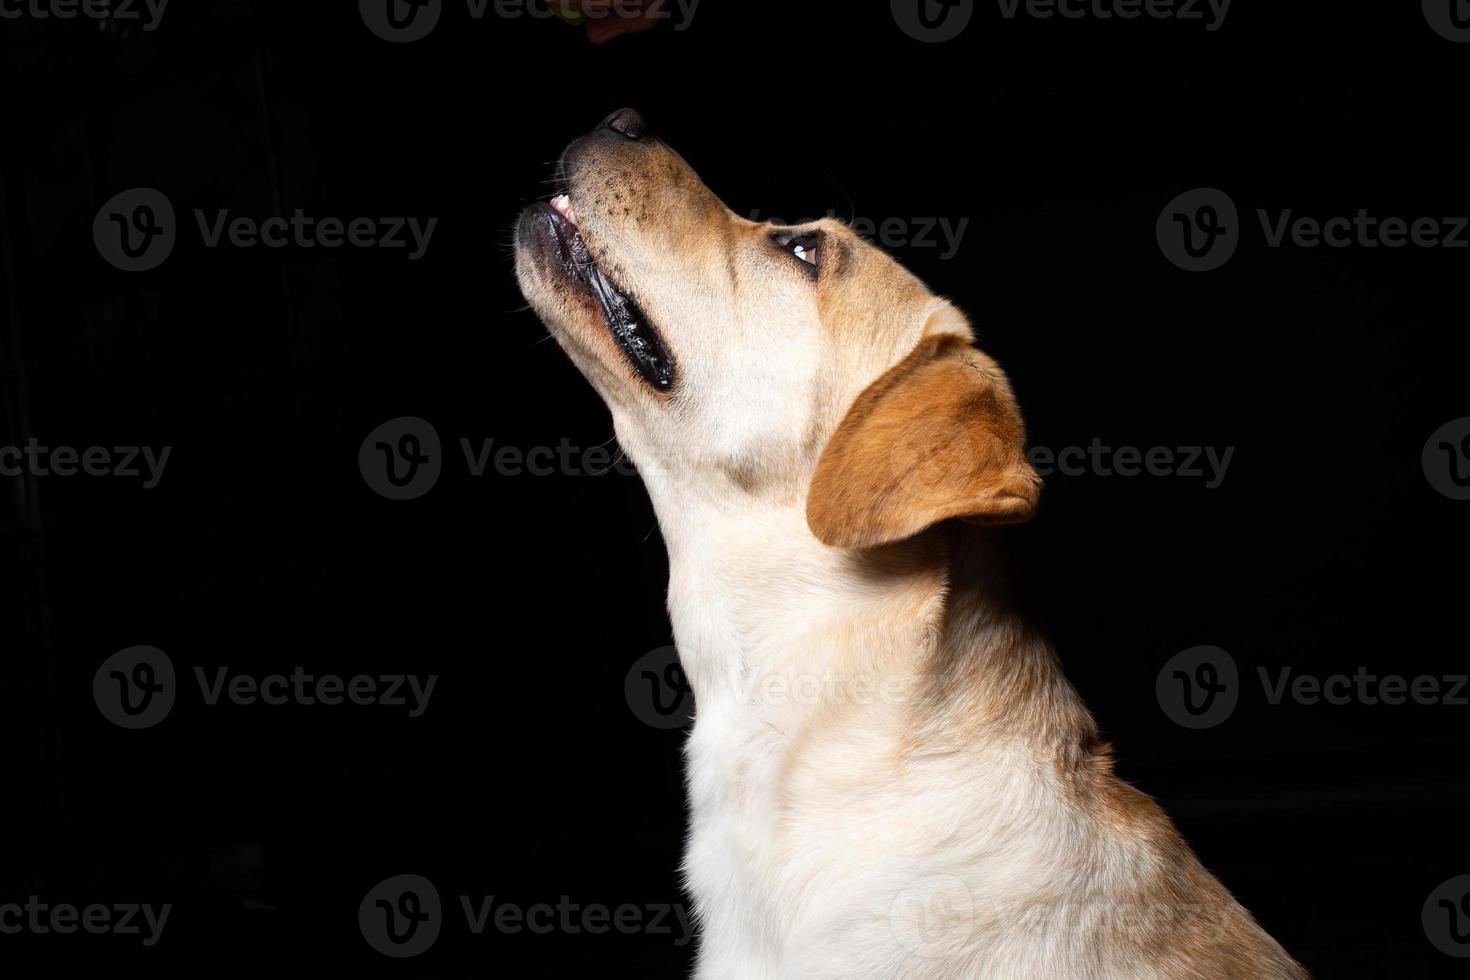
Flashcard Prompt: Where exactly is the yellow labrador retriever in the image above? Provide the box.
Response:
[515,108,1306,979]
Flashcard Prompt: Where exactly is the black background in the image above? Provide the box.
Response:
[3,1,1469,976]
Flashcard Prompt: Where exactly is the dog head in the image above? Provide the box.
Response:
[515,109,1040,549]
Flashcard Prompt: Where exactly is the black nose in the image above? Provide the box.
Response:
[602,107,648,141]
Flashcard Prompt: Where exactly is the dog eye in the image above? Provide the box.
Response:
[771,231,821,273]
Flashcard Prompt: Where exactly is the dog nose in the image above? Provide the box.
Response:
[602,107,649,141]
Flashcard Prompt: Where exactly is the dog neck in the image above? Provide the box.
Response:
[647,484,1097,757]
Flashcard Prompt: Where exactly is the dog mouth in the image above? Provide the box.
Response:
[530,194,676,392]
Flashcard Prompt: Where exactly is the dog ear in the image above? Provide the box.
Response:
[806,326,1041,549]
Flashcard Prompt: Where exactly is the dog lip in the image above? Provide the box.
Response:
[522,201,677,393]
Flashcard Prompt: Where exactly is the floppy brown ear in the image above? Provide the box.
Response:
[806,330,1041,549]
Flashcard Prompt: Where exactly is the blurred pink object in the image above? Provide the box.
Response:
[567,0,670,43]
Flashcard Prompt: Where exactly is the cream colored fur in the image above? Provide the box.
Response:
[514,113,1306,979]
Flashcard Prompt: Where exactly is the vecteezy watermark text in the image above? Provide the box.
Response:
[362,419,1239,501]
[359,0,702,43]
[1029,442,1234,488]
[0,440,171,489]
[623,645,933,729]
[1158,187,1470,271]
[359,874,692,958]
[93,646,437,729]
[0,0,168,30]
[1157,645,1470,728]
[359,417,642,500]
[891,0,1228,42]
[749,210,971,260]
[194,210,436,259]
[0,898,171,946]
[995,0,1231,30]
[888,872,1236,959]
[94,187,436,271]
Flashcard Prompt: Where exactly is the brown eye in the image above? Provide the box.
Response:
[771,231,821,273]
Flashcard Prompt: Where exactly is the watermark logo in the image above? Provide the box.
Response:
[359,874,692,956]
[1424,875,1470,957]
[360,874,443,958]
[360,425,651,498]
[361,433,1232,496]
[94,188,436,270]
[93,645,175,730]
[360,417,443,501]
[1424,0,1470,42]
[891,419,962,494]
[1158,647,1468,729]
[1423,418,1470,501]
[359,0,443,42]
[1157,188,1239,272]
[0,0,169,31]
[1156,645,1238,729]
[890,873,976,957]
[1160,188,1470,271]
[624,645,694,729]
[892,0,974,42]
[94,649,437,728]
[94,188,175,272]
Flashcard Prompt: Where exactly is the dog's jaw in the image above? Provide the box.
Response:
[515,197,677,392]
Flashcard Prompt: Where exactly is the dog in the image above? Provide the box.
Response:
[515,108,1307,979]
